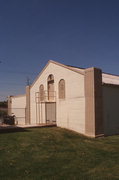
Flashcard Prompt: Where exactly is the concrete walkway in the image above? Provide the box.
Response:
[0,123,56,130]
[17,123,56,128]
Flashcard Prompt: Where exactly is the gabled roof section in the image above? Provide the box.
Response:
[66,65,85,73]
[102,72,119,85]
[31,60,85,88]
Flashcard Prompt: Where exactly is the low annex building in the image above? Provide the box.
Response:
[8,60,119,137]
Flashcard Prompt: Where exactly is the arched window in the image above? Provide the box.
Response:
[39,84,44,101]
[47,74,54,100]
[59,79,65,99]
[48,74,54,82]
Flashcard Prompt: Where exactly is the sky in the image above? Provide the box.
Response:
[0,0,119,100]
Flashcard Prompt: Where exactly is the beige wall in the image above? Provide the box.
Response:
[11,95,26,125]
[103,85,119,135]
[85,68,103,137]
[30,62,85,134]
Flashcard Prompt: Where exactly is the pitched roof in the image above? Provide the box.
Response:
[31,60,119,87]
[102,73,119,85]
[31,60,85,88]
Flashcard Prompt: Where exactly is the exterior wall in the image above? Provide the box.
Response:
[103,85,119,135]
[85,68,104,137]
[11,95,26,125]
[30,62,85,134]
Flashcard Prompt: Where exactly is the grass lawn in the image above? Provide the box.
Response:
[0,127,119,180]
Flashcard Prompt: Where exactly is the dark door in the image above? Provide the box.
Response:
[46,102,56,123]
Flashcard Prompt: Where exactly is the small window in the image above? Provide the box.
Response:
[59,79,65,99]
[39,84,44,101]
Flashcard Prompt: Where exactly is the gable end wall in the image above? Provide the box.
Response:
[30,62,86,134]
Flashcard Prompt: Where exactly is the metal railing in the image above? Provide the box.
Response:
[35,90,56,103]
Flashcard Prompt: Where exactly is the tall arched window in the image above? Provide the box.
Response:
[39,84,44,101]
[48,74,54,82]
[47,74,54,100]
[59,79,65,99]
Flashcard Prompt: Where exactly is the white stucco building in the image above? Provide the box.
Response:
[8,60,119,137]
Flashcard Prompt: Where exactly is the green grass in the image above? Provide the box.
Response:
[0,127,119,180]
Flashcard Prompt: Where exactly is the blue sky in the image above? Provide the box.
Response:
[0,0,119,100]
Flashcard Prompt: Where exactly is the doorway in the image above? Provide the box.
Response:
[45,102,56,123]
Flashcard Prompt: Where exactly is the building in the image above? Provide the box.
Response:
[8,60,119,137]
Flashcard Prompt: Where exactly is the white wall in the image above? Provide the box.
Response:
[11,95,26,125]
[103,85,119,135]
[30,62,85,134]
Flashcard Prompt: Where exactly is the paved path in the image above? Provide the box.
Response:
[17,123,56,128]
[0,123,56,130]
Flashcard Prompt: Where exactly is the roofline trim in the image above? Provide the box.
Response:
[30,60,85,88]
[9,94,26,98]
[102,83,119,88]
[103,72,119,77]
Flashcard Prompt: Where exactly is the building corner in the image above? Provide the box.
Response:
[84,67,104,137]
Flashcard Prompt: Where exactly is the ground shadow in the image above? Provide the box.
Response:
[0,126,29,134]
[0,124,57,134]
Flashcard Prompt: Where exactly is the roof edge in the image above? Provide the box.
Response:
[30,60,85,88]
[103,83,119,88]
[9,94,26,98]
[103,72,119,77]
[49,60,85,75]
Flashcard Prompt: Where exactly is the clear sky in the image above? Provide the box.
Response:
[0,0,119,100]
